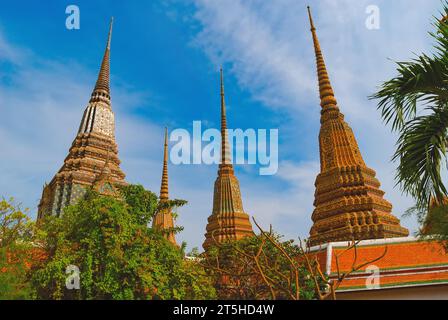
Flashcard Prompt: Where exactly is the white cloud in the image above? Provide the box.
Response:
[0,29,28,64]
[192,0,316,110]
[242,160,319,240]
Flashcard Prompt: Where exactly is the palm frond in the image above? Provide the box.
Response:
[393,105,448,208]
[371,55,448,131]
[370,2,448,131]
[371,2,448,210]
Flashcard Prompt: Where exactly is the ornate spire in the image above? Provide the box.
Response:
[220,67,232,168]
[107,17,113,50]
[152,128,177,246]
[93,17,113,96]
[203,68,253,251]
[307,6,338,111]
[160,127,169,201]
[78,18,117,138]
[306,7,408,246]
[37,18,126,219]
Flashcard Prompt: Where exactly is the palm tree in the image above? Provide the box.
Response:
[371,2,448,211]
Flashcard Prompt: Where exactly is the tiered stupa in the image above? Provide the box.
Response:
[306,7,409,246]
[37,18,126,219]
[152,128,177,245]
[203,69,254,250]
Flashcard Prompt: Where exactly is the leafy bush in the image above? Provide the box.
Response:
[30,186,216,300]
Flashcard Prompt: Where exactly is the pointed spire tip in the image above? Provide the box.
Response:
[307,5,315,31]
[220,67,224,96]
[164,127,168,145]
[160,126,169,200]
[107,17,114,50]
[307,6,338,110]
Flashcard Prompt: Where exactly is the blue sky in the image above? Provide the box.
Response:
[0,0,442,251]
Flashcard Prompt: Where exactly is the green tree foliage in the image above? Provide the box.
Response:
[30,186,216,300]
[0,198,34,247]
[371,1,448,210]
[423,204,448,243]
[0,198,35,299]
[406,203,448,248]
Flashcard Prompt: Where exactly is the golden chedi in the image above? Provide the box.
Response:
[306,7,409,246]
[203,68,254,251]
[152,128,177,246]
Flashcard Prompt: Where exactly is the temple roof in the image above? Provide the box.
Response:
[310,237,448,294]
